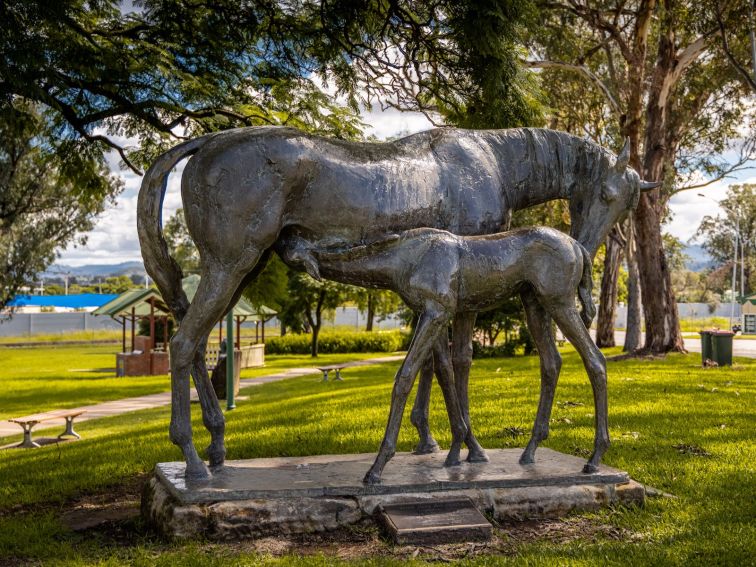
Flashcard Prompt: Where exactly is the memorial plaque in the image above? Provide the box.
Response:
[379,497,492,545]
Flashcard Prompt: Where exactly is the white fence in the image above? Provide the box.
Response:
[0,303,735,337]
[614,303,741,328]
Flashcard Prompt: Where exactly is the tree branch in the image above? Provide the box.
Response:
[522,59,621,115]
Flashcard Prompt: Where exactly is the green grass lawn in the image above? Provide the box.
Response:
[0,348,754,565]
[0,345,395,419]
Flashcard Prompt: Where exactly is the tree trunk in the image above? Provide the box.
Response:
[624,221,643,352]
[310,325,320,357]
[634,6,686,354]
[596,228,623,347]
[366,291,375,331]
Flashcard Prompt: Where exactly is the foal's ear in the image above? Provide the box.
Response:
[613,138,630,171]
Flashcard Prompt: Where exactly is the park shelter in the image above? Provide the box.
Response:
[740,293,756,334]
[93,275,276,375]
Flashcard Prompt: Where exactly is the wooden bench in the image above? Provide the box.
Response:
[316,364,347,382]
[8,410,86,448]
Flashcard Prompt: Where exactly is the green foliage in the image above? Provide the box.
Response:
[695,183,756,295]
[162,209,200,275]
[0,350,754,564]
[348,288,402,331]
[266,330,408,355]
[0,101,121,309]
[243,254,291,312]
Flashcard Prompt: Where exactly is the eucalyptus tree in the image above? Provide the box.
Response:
[526,0,756,353]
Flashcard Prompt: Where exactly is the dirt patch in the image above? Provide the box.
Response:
[198,516,640,562]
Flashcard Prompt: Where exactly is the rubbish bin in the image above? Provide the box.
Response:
[698,330,713,366]
[711,331,734,366]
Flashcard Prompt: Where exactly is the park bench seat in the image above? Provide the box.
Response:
[8,409,86,448]
[316,364,347,382]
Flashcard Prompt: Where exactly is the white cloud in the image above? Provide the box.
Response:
[665,173,756,243]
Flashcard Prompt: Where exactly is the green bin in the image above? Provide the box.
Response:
[711,331,734,366]
[698,330,713,366]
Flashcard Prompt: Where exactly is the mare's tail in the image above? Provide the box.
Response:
[136,134,216,321]
[577,243,596,328]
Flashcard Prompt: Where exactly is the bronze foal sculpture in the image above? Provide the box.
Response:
[279,226,602,483]
[137,126,658,479]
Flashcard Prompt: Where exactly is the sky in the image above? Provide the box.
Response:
[56,108,755,267]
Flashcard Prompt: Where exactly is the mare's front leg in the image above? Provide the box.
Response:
[432,333,467,466]
[519,289,562,465]
[549,304,609,473]
[452,312,488,462]
[364,308,448,484]
[410,356,440,454]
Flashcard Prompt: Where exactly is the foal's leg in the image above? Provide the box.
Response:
[519,289,562,465]
[431,333,468,466]
[549,304,610,473]
[452,312,488,462]
[410,356,440,454]
[364,308,448,484]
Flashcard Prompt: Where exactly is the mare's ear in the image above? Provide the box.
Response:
[614,138,630,171]
[640,180,662,192]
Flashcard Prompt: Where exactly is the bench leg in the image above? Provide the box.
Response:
[321,370,329,382]
[58,416,81,440]
[334,369,343,381]
[16,423,41,449]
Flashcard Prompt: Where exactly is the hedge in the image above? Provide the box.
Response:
[265,329,410,354]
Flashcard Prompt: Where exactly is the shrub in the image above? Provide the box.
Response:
[266,329,409,355]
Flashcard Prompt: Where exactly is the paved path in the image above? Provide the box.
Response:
[606,331,756,357]
[0,355,405,440]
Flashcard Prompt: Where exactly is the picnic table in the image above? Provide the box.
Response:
[7,410,86,448]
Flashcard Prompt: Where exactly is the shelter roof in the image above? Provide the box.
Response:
[93,275,277,320]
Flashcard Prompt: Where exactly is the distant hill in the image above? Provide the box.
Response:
[683,244,716,272]
[43,261,145,279]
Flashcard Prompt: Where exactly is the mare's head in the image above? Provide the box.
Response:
[569,139,660,257]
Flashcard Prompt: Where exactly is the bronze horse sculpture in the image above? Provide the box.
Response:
[137,126,659,479]
[279,226,601,483]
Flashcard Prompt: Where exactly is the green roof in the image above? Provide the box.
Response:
[93,274,277,320]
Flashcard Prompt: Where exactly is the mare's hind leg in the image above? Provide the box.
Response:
[549,303,609,473]
[364,307,448,484]
[190,251,273,468]
[432,333,467,466]
[170,261,252,478]
[410,356,440,454]
[519,289,562,465]
[452,312,488,462]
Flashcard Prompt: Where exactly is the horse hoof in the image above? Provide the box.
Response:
[467,449,490,463]
[582,463,599,474]
[185,461,211,480]
[363,470,382,485]
[207,446,226,467]
[413,441,440,455]
[444,455,462,467]
[519,453,535,465]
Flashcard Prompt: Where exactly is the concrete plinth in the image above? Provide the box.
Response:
[142,448,644,540]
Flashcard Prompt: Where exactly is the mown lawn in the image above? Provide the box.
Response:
[0,345,396,419]
[0,348,754,565]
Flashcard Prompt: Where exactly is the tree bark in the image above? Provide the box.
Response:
[366,291,375,331]
[624,221,643,352]
[596,227,624,347]
[634,6,686,353]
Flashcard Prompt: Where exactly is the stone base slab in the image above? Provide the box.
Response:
[142,449,645,540]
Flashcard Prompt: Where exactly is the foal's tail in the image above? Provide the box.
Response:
[577,244,596,328]
[137,134,216,321]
